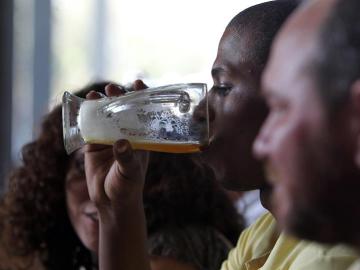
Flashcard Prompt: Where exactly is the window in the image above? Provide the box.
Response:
[12,0,267,163]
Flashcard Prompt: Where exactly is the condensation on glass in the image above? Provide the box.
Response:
[62,83,209,154]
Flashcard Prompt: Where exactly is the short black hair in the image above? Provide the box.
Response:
[312,0,360,113]
[227,0,300,67]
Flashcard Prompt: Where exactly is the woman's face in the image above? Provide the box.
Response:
[65,149,99,253]
[197,28,268,191]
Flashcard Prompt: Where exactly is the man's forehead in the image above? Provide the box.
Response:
[263,0,337,93]
[278,0,337,58]
[217,28,254,63]
[287,0,337,39]
[213,33,257,80]
[281,0,340,55]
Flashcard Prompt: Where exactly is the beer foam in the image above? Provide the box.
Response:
[79,99,132,143]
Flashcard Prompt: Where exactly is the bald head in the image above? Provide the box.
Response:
[272,0,360,113]
[256,0,360,246]
[311,0,360,113]
[263,0,336,103]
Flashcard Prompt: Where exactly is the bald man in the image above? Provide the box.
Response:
[255,0,360,252]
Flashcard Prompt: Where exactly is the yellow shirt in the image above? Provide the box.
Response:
[348,259,360,270]
[221,212,358,270]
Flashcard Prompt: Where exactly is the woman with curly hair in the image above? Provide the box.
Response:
[0,82,244,270]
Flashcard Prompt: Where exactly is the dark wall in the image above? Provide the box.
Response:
[0,0,14,192]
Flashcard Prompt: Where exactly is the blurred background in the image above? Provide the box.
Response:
[0,0,267,191]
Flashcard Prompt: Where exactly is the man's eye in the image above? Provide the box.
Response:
[212,85,232,96]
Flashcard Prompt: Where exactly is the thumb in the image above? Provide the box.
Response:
[113,139,149,187]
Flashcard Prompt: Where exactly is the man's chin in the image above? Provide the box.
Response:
[277,204,344,244]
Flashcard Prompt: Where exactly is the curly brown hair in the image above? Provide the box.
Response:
[0,82,244,270]
[1,82,110,270]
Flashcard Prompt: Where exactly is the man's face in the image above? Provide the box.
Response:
[254,0,360,244]
[198,27,268,191]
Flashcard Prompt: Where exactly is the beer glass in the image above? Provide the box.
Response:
[62,83,208,154]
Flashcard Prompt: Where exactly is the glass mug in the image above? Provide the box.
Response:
[62,83,209,154]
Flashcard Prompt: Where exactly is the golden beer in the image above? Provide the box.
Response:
[62,83,208,154]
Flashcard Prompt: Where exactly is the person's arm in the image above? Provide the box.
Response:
[84,83,151,270]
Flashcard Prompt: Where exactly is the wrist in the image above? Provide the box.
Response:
[97,197,144,226]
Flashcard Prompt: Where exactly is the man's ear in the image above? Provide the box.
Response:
[350,80,360,168]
